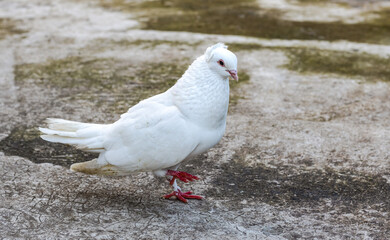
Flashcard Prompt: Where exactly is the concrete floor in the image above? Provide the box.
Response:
[1,0,389,239]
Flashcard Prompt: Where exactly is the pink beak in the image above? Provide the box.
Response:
[227,70,238,81]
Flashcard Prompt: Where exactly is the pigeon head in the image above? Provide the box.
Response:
[205,43,238,81]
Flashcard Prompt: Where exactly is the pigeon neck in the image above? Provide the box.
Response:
[170,56,230,128]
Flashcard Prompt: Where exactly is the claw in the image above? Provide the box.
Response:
[163,189,203,203]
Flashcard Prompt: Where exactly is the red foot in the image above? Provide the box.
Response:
[164,190,203,203]
[166,170,200,185]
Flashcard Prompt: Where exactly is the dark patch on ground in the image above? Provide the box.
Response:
[99,0,255,12]
[0,126,98,167]
[14,57,132,90]
[206,146,390,212]
[14,56,188,114]
[229,43,390,82]
[111,0,390,45]
[14,56,187,94]
[284,48,390,82]
[0,18,26,39]
[181,153,215,179]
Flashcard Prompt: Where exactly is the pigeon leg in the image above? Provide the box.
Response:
[166,170,200,184]
[163,178,203,203]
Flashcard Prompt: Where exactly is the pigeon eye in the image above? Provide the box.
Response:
[218,60,225,66]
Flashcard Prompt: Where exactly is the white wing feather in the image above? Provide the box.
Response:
[98,92,201,172]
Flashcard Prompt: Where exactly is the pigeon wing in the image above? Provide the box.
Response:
[99,98,200,172]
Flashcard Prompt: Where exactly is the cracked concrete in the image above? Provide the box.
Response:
[1,0,389,239]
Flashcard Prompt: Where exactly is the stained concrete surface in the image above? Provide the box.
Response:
[1,0,390,239]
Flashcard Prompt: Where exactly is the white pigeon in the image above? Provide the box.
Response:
[39,43,238,203]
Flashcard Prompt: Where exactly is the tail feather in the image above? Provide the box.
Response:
[45,118,100,131]
[39,118,109,153]
[39,127,78,137]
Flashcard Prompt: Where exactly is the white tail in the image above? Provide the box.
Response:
[39,118,109,153]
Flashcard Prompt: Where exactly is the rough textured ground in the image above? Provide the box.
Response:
[1,0,389,239]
